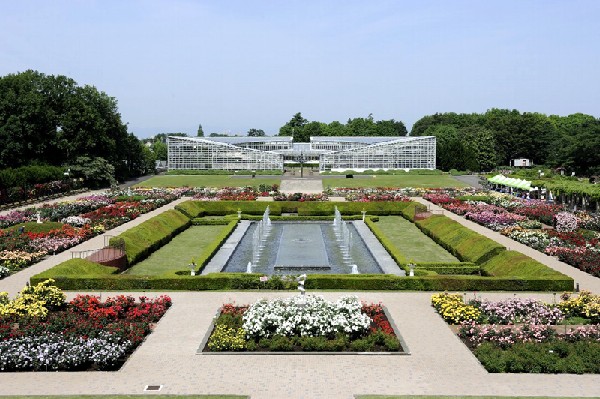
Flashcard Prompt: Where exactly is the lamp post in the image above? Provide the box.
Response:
[299,152,304,178]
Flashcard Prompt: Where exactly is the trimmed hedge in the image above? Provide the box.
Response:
[223,214,371,221]
[109,209,190,265]
[33,258,118,278]
[399,202,428,222]
[415,262,480,275]
[175,201,206,218]
[191,218,232,225]
[174,200,412,218]
[415,215,505,264]
[481,250,569,279]
[30,272,574,292]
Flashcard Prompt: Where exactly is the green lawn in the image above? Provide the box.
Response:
[323,175,468,188]
[136,175,281,188]
[125,226,227,275]
[357,397,599,399]
[376,216,459,263]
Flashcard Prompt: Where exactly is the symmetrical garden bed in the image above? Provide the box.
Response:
[424,191,600,277]
[199,295,407,354]
[0,188,186,279]
[431,291,600,373]
[32,199,573,291]
[0,279,171,371]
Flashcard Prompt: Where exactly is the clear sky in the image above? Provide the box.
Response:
[2,0,599,138]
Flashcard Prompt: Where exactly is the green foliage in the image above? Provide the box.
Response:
[32,258,118,278]
[0,165,64,188]
[109,209,190,265]
[175,201,207,218]
[4,221,64,234]
[0,70,146,181]
[399,202,428,222]
[416,263,480,275]
[191,218,231,225]
[247,128,266,137]
[475,341,600,374]
[68,156,116,189]
[321,169,443,175]
[415,215,505,264]
[481,250,570,279]
[30,270,573,292]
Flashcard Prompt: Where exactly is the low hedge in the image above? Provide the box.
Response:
[175,201,207,218]
[457,195,493,203]
[30,272,574,292]
[109,209,190,265]
[166,169,282,175]
[195,220,239,272]
[222,214,371,221]
[191,218,232,225]
[399,202,428,222]
[481,250,570,279]
[415,215,505,264]
[32,258,118,279]
[415,262,480,275]
[298,201,411,216]
[174,200,411,218]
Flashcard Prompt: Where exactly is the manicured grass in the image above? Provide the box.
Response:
[376,216,459,263]
[3,221,64,233]
[125,225,228,275]
[0,396,247,399]
[323,175,469,188]
[357,397,599,399]
[136,175,281,188]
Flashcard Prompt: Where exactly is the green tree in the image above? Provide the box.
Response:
[279,112,308,142]
[68,156,117,189]
[152,140,168,161]
[460,125,498,172]
[247,128,266,137]
[197,124,204,137]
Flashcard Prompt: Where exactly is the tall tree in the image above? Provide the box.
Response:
[279,112,308,142]
[247,128,266,137]
[197,124,204,137]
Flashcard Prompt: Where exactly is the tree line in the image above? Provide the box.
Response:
[410,110,600,175]
[0,70,154,187]
[278,112,408,142]
[2,70,599,184]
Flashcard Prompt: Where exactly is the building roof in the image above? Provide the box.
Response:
[202,136,293,144]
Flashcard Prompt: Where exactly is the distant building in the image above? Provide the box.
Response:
[511,158,532,167]
[166,135,436,172]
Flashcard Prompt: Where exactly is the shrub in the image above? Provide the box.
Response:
[481,250,570,281]
[399,202,428,222]
[175,201,206,218]
[415,215,505,264]
[109,209,190,265]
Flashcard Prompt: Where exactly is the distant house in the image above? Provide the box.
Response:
[511,158,532,167]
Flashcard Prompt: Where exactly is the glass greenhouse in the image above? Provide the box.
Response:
[167,135,436,172]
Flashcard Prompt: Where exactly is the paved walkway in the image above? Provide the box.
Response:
[1,195,600,398]
[413,197,600,294]
[279,179,324,194]
[0,290,598,398]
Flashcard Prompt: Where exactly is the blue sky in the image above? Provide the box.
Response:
[2,1,599,138]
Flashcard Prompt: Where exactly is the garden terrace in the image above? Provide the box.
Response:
[32,200,573,292]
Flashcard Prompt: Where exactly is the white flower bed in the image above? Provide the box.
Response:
[242,295,371,339]
[0,332,132,371]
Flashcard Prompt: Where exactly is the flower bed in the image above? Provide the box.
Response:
[0,188,185,278]
[424,190,600,277]
[0,280,171,371]
[202,295,404,353]
[431,292,600,374]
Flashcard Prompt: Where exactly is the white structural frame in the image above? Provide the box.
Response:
[167,136,283,171]
[167,135,436,172]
